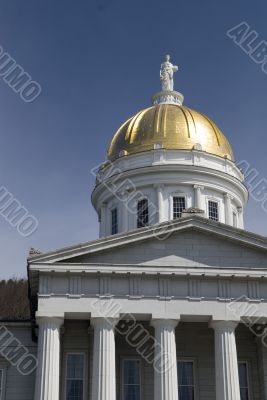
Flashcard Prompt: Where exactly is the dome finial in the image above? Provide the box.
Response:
[160,54,178,91]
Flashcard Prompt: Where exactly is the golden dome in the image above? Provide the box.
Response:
[107,104,234,161]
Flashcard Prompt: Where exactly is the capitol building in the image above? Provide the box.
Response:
[2,56,267,400]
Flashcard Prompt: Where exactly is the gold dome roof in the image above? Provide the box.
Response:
[107,104,234,161]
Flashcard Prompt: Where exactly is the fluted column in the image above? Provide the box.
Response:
[34,317,64,400]
[91,317,117,400]
[151,319,179,400]
[210,321,240,400]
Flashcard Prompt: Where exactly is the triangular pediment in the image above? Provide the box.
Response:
[28,216,267,269]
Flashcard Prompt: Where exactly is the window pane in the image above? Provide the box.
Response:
[240,388,249,400]
[66,380,83,400]
[124,360,140,384]
[123,360,140,400]
[178,361,194,400]
[173,197,186,219]
[137,199,149,228]
[66,355,84,400]
[238,362,249,400]
[111,208,118,235]
[178,386,194,400]
[178,361,194,386]
[208,201,218,221]
[124,385,140,400]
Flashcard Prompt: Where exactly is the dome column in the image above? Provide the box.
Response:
[100,203,107,237]
[118,190,129,232]
[237,207,244,229]
[194,185,204,209]
[155,184,166,223]
[224,193,233,226]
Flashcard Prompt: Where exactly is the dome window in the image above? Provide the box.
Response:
[111,208,118,235]
[137,199,149,228]
[208,200,219,222]
[173,196,186,219]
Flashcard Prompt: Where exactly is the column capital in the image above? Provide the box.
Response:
[91,316,118,329]
[153,183,165,190]
[193,184,204,190]
[35,316,64,327]
[223,192,233,200]
[151,318,179,329]
[209,320,239,331]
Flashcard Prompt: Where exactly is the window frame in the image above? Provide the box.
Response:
[172,195,186,219]
[137,198,149,229]
[64,352,86,400]
[121,357,142,400]
[207,199,219,222]
[238,360,251,400]
[177,358,198,400]
[111,207,118,235]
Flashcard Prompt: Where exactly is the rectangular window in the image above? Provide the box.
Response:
[137,199,149,228]
[66,354,85,400]
[177,361,195,400]
[208,200,219,221]
[238,362,249,400]
[0,369,3,400]
[173,196,186,219]
[122,359,141,400]
[111,208,118,235]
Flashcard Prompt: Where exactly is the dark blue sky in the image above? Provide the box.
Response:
[0,0,267,278]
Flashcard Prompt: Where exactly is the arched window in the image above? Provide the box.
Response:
[137,199,149,228]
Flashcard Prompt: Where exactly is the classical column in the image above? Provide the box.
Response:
[100,203,107,237]
[210,321,241,400]
[237,207,244,229]
[34,317,64,400]
[121,192,129,232]
[193,185,204,209]
[151,319,179,400]
[155,184,165,223]
[224,193,233,226]
[91,317,117,400]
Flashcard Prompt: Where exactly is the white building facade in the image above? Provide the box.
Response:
[1,56,267,400]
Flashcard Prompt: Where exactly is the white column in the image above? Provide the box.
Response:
[193,185,203,209]
[34,317,64,400]
[91,317,117,400]
[210,321,240,400]
[121,193,128,232]
[155,184,165,223]
[100,203,107,237]
[151,319,179,400]
[224,193,233,226]
[237,207,244,229]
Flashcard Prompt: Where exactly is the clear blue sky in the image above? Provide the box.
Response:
[0,0,267,278]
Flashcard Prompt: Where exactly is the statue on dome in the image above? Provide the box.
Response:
[160,54,178,91]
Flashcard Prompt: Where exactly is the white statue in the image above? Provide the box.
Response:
[160,54,178,91]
